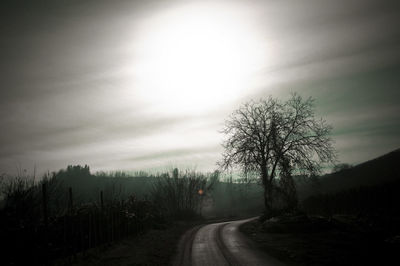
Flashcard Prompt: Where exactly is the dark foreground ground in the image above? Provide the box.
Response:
[54,220,197,266]
[54,216,247,266]
[240,214,400,266]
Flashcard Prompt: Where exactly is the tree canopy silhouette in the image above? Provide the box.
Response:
[219,93,336,216]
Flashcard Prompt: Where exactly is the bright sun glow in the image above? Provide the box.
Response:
[133,3,265,114]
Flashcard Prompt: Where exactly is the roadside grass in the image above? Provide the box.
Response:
[57,220,199,266]
[240,215,400,266]
[65,215,258,266]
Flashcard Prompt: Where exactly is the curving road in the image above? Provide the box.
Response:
[174,218,286,266]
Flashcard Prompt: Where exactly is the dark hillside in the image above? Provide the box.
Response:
[298,148,400,199]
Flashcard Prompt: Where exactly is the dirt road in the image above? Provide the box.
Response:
[173,218,286,266]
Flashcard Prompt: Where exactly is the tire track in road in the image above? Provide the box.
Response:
[191,223,229,266]
[215,223,241,266]
[174,218,286,266]
[173,224,202,266]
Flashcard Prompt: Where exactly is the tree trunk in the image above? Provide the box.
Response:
[263,184,273,216]
[261,169,273,218]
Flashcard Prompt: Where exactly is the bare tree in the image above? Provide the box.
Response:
[219,93,336,216]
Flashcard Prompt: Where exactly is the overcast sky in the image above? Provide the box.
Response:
[1,0,399,175]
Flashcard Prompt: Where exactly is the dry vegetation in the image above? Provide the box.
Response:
[0,165,262,265]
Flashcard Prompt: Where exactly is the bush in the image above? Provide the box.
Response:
[151,169,208,220]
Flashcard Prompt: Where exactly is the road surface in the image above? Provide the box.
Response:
[173,218,286,266]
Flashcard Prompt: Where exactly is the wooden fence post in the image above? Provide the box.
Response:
[88,213,92,249]
[42,182,49,265]
[100,191,104,243]
[68,187,73,213]
[100,190,104,211]
[42,183,48,228]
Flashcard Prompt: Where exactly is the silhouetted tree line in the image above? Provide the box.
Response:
[0,165,215,265]
[302,178,400,218]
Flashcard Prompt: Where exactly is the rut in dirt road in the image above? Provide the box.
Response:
[173,218,286,266]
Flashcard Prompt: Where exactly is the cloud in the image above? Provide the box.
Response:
[1,0,399,174]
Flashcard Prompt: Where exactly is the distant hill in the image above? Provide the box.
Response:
[297,148,400,199]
